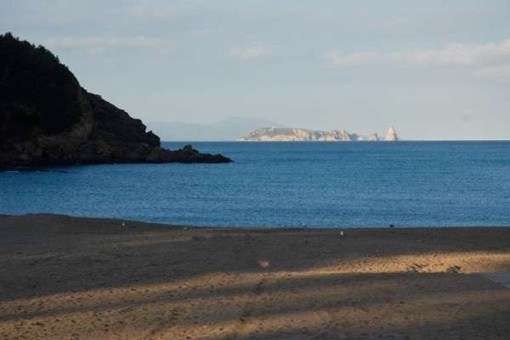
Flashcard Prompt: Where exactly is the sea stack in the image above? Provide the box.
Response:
[384,126,399,141]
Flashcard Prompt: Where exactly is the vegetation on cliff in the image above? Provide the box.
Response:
[0,32,81,139]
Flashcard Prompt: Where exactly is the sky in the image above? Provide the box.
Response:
[1,0,510,140]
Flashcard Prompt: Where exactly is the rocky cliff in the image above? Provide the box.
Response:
[238,126,399,142]
[0,33,231,170]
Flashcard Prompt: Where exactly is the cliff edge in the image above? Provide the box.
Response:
[0,33,231,170]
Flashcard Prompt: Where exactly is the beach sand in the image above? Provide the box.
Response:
[1,214,509,339]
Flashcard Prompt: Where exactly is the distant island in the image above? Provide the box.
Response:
[239,126,399,142]
[0,33,231,170]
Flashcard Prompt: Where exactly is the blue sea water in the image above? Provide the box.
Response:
[1,141,510,228]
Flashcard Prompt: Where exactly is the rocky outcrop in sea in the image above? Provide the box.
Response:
[238,126,399,142]
[0,33,231,170]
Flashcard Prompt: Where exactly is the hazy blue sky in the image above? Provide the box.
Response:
[1,0,510,139]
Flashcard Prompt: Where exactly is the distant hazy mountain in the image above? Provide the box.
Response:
[239,126,399,142]
[146,117,283,141]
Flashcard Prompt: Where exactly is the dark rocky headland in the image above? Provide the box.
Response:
[0,33,231,171]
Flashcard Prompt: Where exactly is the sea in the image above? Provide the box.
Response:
[1,141,510,228]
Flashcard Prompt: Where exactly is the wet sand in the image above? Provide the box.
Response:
[1,214,509,339]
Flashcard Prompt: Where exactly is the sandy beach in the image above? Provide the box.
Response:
[0,214,509,339]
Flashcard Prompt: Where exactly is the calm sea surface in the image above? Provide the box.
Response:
[1,142,510,228]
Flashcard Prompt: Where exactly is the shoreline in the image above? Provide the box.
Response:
[1,213,509,229]
[1,213,509,339]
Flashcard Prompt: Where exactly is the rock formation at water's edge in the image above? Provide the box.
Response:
[0,33,231,170]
